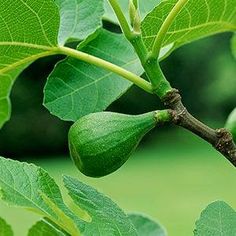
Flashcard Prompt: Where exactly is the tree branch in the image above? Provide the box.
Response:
[163,89,236,166]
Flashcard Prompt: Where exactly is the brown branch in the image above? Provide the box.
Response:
[162,89,236,167]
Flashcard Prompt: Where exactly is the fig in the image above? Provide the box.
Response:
[225,108,236,141]
[68,111,158,177]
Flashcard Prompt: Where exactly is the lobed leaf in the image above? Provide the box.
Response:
[194,201,236,236]
[0,156,84,235]
[44,29,143,122]
[141,0,236,57]
[63,175,138,236]
[0,0,60,128]
[129,213,167,236]
[0,217,14,236]
[104,0,161,24]
[56,0,104,45]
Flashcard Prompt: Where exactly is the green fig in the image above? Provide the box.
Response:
[68,111,158,177]
[225,108,236,141]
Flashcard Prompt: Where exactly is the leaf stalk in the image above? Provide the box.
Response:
[150,0,188,60]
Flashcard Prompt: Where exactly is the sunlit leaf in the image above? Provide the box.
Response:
[0,0,60,128]
[142,0,236,57]
[0,156,83,235]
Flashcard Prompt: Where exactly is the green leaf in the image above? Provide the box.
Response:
[44,29,143,121]
[194,201,236,236]
[55,0,104,45]
[141,0,236,56]
[129,213,167,236]
[225,108,236,141]
[0,156,83,235]
[104,0,161,24]
[63,175,138,236]
[28,218,68,236]
[0,0,60,129]
[0,217,14,236]
[231,33,236,59]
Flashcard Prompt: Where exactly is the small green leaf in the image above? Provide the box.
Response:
[44,29,143,121]
[104,0,161,24]
[129,213,167,236]
[63,175,138,236]
[28,218,68,236]
[55,0,104,45]
[0,217,14,236]
[225,108,236,141]
[0,156,83,235]
[141,0,236,57]
[194,201,236,236]
[231,34,236,59]
[0,0,60,128]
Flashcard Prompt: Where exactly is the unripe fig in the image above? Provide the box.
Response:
[68,112,157,177]
[225,108,236,141]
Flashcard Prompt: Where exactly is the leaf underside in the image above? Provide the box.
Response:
[0,156,84,234]
[129,213,167,236]
[141,0,236,55]
[55,0,104,45]
[63,175,138,236]
[194,201,236,236]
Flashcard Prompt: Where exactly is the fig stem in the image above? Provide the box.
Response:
[150,0,189,60]
[154,110,173,124]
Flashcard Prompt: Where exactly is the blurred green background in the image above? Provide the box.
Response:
[0,29,236,236]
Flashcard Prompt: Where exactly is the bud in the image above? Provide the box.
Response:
[129,0,141,33]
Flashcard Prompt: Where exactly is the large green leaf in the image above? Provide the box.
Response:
[142,0,236,56]
[104,0,161,24]
[0,217,14,236]
[28,219,68,236]
[44,29,143,121]
[194,201,236,236]
[231,34,236,58]
[129,214,166,236]
[63,175,138,236]
[0,0,60,128]
[56,0,104,45]
[0,156,83,235]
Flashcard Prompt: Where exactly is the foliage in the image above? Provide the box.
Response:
[194,201,236,236]
[0,217,14,236]
[0,156,164,235]
[0,156,235,235]
[0,0,236,235]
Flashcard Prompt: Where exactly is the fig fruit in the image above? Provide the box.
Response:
[68,111,157,177]
[225,108,236,141]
